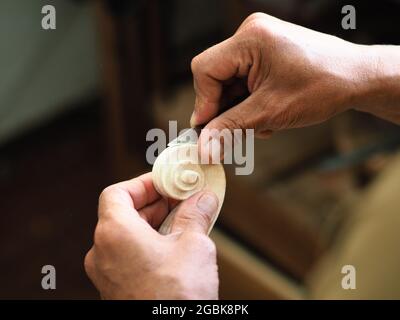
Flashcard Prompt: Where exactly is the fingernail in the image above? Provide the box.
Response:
[197,192,218,214]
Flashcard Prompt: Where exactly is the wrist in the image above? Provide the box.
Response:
[352,44,400,122]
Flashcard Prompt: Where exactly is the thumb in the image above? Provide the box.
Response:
[167,191,219,235]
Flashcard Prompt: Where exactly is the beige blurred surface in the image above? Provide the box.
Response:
[308,153,400,299]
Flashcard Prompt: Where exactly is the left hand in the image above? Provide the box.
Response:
[84,172,220,299]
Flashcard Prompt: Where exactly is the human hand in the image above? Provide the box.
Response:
[84,173,219,299]
[190,12,387,158]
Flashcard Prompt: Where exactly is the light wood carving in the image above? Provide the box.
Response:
[152,144,226,235]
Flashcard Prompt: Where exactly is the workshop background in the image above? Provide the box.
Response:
[1,0,400,299]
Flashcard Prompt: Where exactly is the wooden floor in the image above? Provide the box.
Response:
[0,101,107,299]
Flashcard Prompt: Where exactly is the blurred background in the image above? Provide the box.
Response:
[1,0,400,299]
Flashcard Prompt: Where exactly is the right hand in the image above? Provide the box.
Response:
[190,13,397,159]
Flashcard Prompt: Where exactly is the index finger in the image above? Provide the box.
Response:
[190,37,242,127]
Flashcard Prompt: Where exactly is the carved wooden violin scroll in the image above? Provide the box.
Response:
[152,143,226,235]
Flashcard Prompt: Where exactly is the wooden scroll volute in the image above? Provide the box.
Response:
[152,144,226,235]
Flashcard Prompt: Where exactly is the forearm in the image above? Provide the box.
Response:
[354,45,400,124]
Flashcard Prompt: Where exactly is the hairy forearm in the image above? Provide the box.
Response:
[354,45,400,124]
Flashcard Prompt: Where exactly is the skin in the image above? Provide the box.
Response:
[85,173,219,299]
[191,13,400,160]
[85,13,400,299]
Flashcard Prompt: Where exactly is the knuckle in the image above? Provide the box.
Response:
[238,14,269,42]
[93,221,116,247]
[203,237,217,256]
[84,250,95,276]
[94,217,130,249]
[98,185,116,203]
[243,12,266,29]
[246,19,266,36]
[187,232,217,256]
[240,12,263,29]
[248,12,266,21]
[190,55,201,73]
